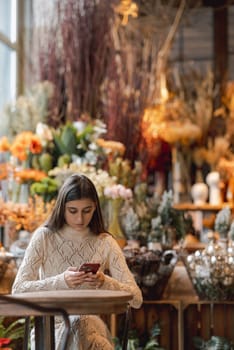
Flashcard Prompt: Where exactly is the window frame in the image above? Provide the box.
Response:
[0,0,25,101]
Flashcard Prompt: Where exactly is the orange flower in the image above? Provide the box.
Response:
[0,136,11,152]
[14,169,47,183]
[11,143,27,161]
[30,135,42,154]
[96,138,126,155]
[0,164,8,180]
[10,131,42,161]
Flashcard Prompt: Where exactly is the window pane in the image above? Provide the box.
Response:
[170,8,213,72]
[0,0,17,41]
[0,42,17,114]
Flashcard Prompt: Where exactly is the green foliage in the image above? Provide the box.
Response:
[53,122,78,156]
[113,323,165,350]
[57,154,72,168]
[149,190,194,244]
[193,335,234,349]
[76,123,95,157]
[52,121,101,165]
[38,152,53,172]
[144,322,165,350]
[0,316,30,349]
[30,177,59,202]
[229,221,234,241]
[214,207,232,238]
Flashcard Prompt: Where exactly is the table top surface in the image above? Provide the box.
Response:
[0,289,133,316]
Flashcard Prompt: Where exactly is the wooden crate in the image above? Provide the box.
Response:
[130,301,180,350]
[183,302,234,349]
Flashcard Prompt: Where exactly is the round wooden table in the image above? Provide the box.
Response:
[0,289,133,350]
[1,289,132,315]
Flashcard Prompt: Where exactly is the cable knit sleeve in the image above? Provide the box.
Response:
[12,227,68,294]
[100,236,143,309]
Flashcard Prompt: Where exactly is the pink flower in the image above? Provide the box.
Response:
[104,184,133,200]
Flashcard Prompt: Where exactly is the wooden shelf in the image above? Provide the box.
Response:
[173,202,233,211]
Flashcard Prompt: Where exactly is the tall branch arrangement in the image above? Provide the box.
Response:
[29,0,114,126]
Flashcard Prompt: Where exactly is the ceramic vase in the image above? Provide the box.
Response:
[191,182,208,205]
[206,171,222,205]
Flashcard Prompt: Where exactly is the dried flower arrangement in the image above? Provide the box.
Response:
[2,81,53,137]
[0,196,55,234]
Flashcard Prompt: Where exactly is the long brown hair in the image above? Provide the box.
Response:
[46,173,106,235]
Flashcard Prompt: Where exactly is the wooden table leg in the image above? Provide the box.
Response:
[121,306,131,350]
[34,316,55,350]
[110,314,117,337]
[34,316,45,350]
[178,301,183,350]
[43,316,55,350]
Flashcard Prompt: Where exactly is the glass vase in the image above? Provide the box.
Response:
[108,198,126,247]
[172,145,191,203]
[18,183,30,204]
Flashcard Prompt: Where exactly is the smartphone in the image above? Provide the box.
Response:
[79,263,100,274]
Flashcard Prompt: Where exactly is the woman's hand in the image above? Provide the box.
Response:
[64,266,87,288]
[83,271,105,289]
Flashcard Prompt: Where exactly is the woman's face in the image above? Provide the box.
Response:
[64,198,96,231]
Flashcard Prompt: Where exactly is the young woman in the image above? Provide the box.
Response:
[12,173,143,350]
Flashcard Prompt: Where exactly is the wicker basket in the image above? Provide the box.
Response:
[0,259,8,280]
[124,248,178,300]
[0,252,14,280]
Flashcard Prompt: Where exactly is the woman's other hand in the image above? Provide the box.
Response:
[64,266,87,288]
[83,271,105,289]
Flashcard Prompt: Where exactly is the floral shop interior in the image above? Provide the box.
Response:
[0,0,234,349]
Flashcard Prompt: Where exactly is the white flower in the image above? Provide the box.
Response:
[73,121,87,132]
[89,142,98,151]
[84,150,98,165]
[36,122,53,144]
